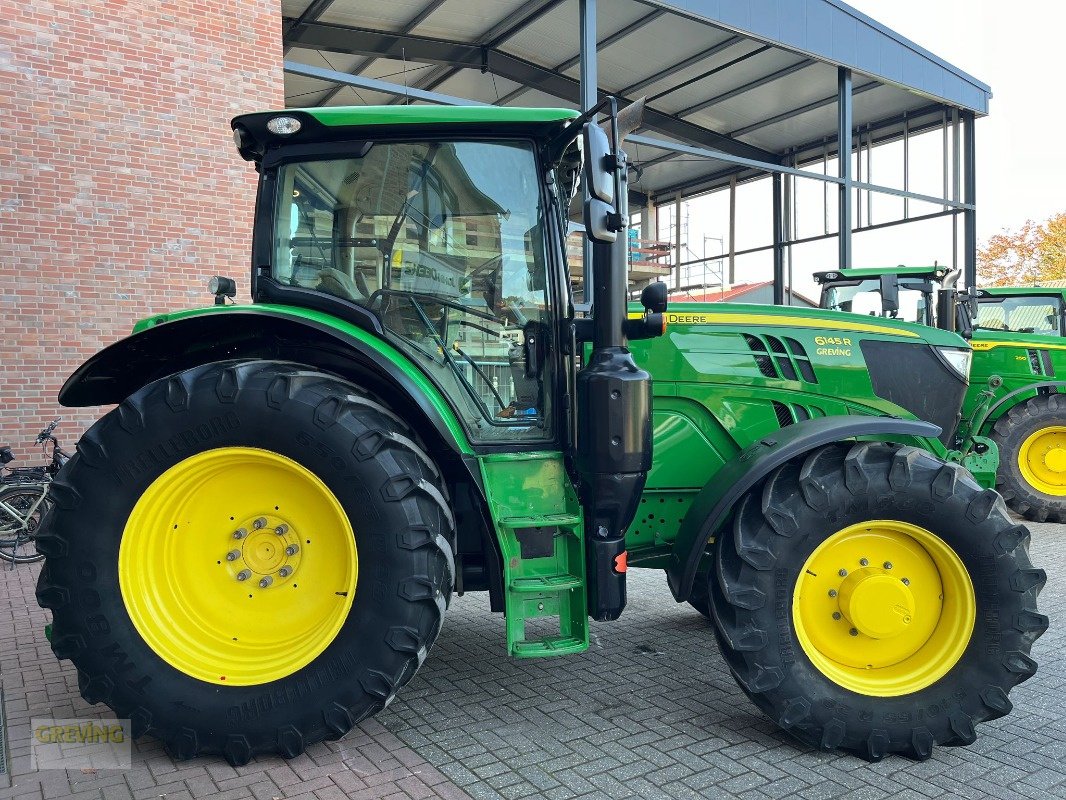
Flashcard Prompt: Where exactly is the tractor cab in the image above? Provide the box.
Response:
[814,265,959,330]
[970,286,1066,338]
[816,266,1066,342]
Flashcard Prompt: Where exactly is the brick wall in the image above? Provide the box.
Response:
[0,0,284,461]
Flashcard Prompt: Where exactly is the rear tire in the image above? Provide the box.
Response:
[990,394,1066,522]
[708,442,1046,761]
[35,360,454,765]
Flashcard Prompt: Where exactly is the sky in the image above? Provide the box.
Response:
[847,0,1066,237]
[669,0,1066,299]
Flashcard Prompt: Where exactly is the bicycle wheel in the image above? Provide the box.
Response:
[0,484,50,564]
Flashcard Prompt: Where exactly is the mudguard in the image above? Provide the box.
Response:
[59,306,474,457]
[665,415,942,602]
[971,380,1066,436]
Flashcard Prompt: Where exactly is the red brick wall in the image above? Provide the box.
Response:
[0,0,284,461]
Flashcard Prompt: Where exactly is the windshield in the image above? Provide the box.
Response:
[822,278,932,325]
[272,140,553,443]
[976,295,1063,336]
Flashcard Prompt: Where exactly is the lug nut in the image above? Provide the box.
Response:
[902,578,910,586]
[233,528,247,539]
[252,517,267,530]
[849,627,858,636]
[859,558,869,567]
[236,569,251,582]
[883,561,893,570]
[278,566,293,578]
[274,524,289,535]
[828,589,838,598]
[225,549,240,562]
[832,612,842,620]
[285,544,299,556]
[259,576,273,588]
[838,568,848,577]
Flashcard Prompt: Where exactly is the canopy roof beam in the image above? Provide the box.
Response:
[284,20,778,162]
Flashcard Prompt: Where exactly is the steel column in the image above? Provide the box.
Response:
[579,0,596,308]
[837,67,853,271]
[963,110,977,289]
[772,171,784,304]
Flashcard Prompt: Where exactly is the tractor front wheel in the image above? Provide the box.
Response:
[990,394,1066,522]
[36,360,454,764]
[708,442,1046,761]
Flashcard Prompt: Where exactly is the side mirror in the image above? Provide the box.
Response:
[582,123,617,244]
[880,273,899,315]
[954,290,975,339]
[640,281,668,314]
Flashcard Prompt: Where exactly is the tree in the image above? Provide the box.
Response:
[978,212,1066,286]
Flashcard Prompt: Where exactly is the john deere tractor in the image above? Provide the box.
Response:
[35,104,1044,766]
[817,265,1066,522]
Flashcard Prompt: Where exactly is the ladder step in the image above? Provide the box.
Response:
[511,635,587,658]
[500,514,581,530]
[509,574,582,593]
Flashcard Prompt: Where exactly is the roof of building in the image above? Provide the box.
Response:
[281,0,991,199]
[672,280,817,305]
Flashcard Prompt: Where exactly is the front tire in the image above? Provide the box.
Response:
[990,394,1066,522]
[36,361,454,764]
[708,443,1046,761]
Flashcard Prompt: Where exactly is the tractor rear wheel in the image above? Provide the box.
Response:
[990,394,1066,522]
[708,442,1046,761]
[35,360,454,765]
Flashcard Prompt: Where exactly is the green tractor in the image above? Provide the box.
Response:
[35,104,1044,766]
[816,265,1066,521]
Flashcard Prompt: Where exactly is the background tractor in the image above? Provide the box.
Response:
[34,105,1044,766]
[816,266,1066,522]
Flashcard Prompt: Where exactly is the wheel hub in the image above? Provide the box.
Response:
[837,568,914,639]
[228,514,303,586]
[1018,426,1066,495]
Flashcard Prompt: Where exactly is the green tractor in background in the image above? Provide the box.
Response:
[35,104,1044,766]
[817,266,1066,522]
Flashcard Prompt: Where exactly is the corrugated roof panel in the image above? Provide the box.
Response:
[640,0,989,113]
[433,70,527,106]
[411,0,530,41]
[650,49,808,118]
[281,0,313,18]
[681,61,837,136]
[503,0,584,66]
[586,19,750,96]
[318,0,432,31]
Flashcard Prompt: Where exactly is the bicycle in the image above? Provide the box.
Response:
[0,419,70,565]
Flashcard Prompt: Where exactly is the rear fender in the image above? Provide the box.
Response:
[60,307,474,459]
[665,415,941,602]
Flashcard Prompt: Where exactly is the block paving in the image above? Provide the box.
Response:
[1,523,1062,799]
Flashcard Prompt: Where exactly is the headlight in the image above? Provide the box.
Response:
[266,115,302,135]
[935,346,972,380]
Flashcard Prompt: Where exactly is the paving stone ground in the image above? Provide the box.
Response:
[1,522,1063,800]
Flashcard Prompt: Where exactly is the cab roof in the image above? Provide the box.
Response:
[813,266,949,283]
[976,286,1066,298]
[231,105,579,162]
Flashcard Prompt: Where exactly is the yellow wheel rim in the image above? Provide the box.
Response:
[1018,426,1066,496]
[119,447,357,686]
[792,521,975,697]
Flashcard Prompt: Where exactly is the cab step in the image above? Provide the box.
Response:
[477,453,590,660]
